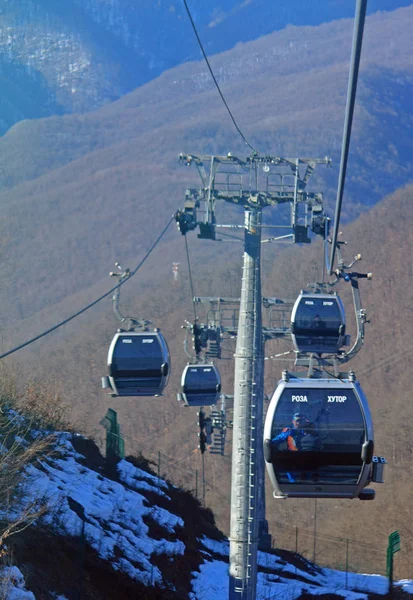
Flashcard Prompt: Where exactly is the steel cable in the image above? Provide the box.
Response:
[184,235,197,322]
[328,0,368,274]
[0,216,174,360]
[182,0,258,155]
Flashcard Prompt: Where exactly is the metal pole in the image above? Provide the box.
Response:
[255,252,269,553]
[77,518,85,600]
[295,527,298,577]
[202,452,206,506]
[195,469,198,500]
[313,499,317,564]
[346,539,349,589]
[229,208,262,600]
[388,546,393,595]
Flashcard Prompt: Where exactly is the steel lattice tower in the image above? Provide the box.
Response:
[176,153,330,600]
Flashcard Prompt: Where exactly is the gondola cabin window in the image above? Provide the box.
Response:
[271,387,365,486]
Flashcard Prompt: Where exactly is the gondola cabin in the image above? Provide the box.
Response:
[181,364,221,407]
[102,331,170,397]
[264,377,379,499]
[291,292,346,355]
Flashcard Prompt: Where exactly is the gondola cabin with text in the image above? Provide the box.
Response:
[102,331,170,397]
[264,376,386,499]
[291,291,347,355]
[180,363,221,407]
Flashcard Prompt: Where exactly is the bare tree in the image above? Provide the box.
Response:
[0,378,54,548]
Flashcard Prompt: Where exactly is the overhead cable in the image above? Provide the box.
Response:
[0,216,174,360]
[328,0,368,274]
[184,235,197,321]
[358,344,409,378]
[182,0,258,155]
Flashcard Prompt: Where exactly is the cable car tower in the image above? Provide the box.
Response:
[176,152,330,600]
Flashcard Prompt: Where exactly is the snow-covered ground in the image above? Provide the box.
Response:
[192,537,413,599]
[2,431,412,598]
[0,566,35,599]
[20,433,185,587]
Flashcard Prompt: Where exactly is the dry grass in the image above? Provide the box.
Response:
[0,374,58,549]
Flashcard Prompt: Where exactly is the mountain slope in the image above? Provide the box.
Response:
[1,0,411,134]
[0,6,412,331]
[1,4,413,193]
[6,427,413,599]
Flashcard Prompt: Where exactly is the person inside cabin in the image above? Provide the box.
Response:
[311,313,326,329]
[271,413,322,451]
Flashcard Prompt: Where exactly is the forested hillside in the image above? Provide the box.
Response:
[0,6,412,326]
[1,0,410,134]
[0,4,412,581]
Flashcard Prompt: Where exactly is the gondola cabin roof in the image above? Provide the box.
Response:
[180,363,221,407]
[105,331,170,397]
[291,291,346,355]
[264,377,375,499]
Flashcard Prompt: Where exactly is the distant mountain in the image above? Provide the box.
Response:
[0,6,412,203]
[193,0,413,54]
[0,0,411,133]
